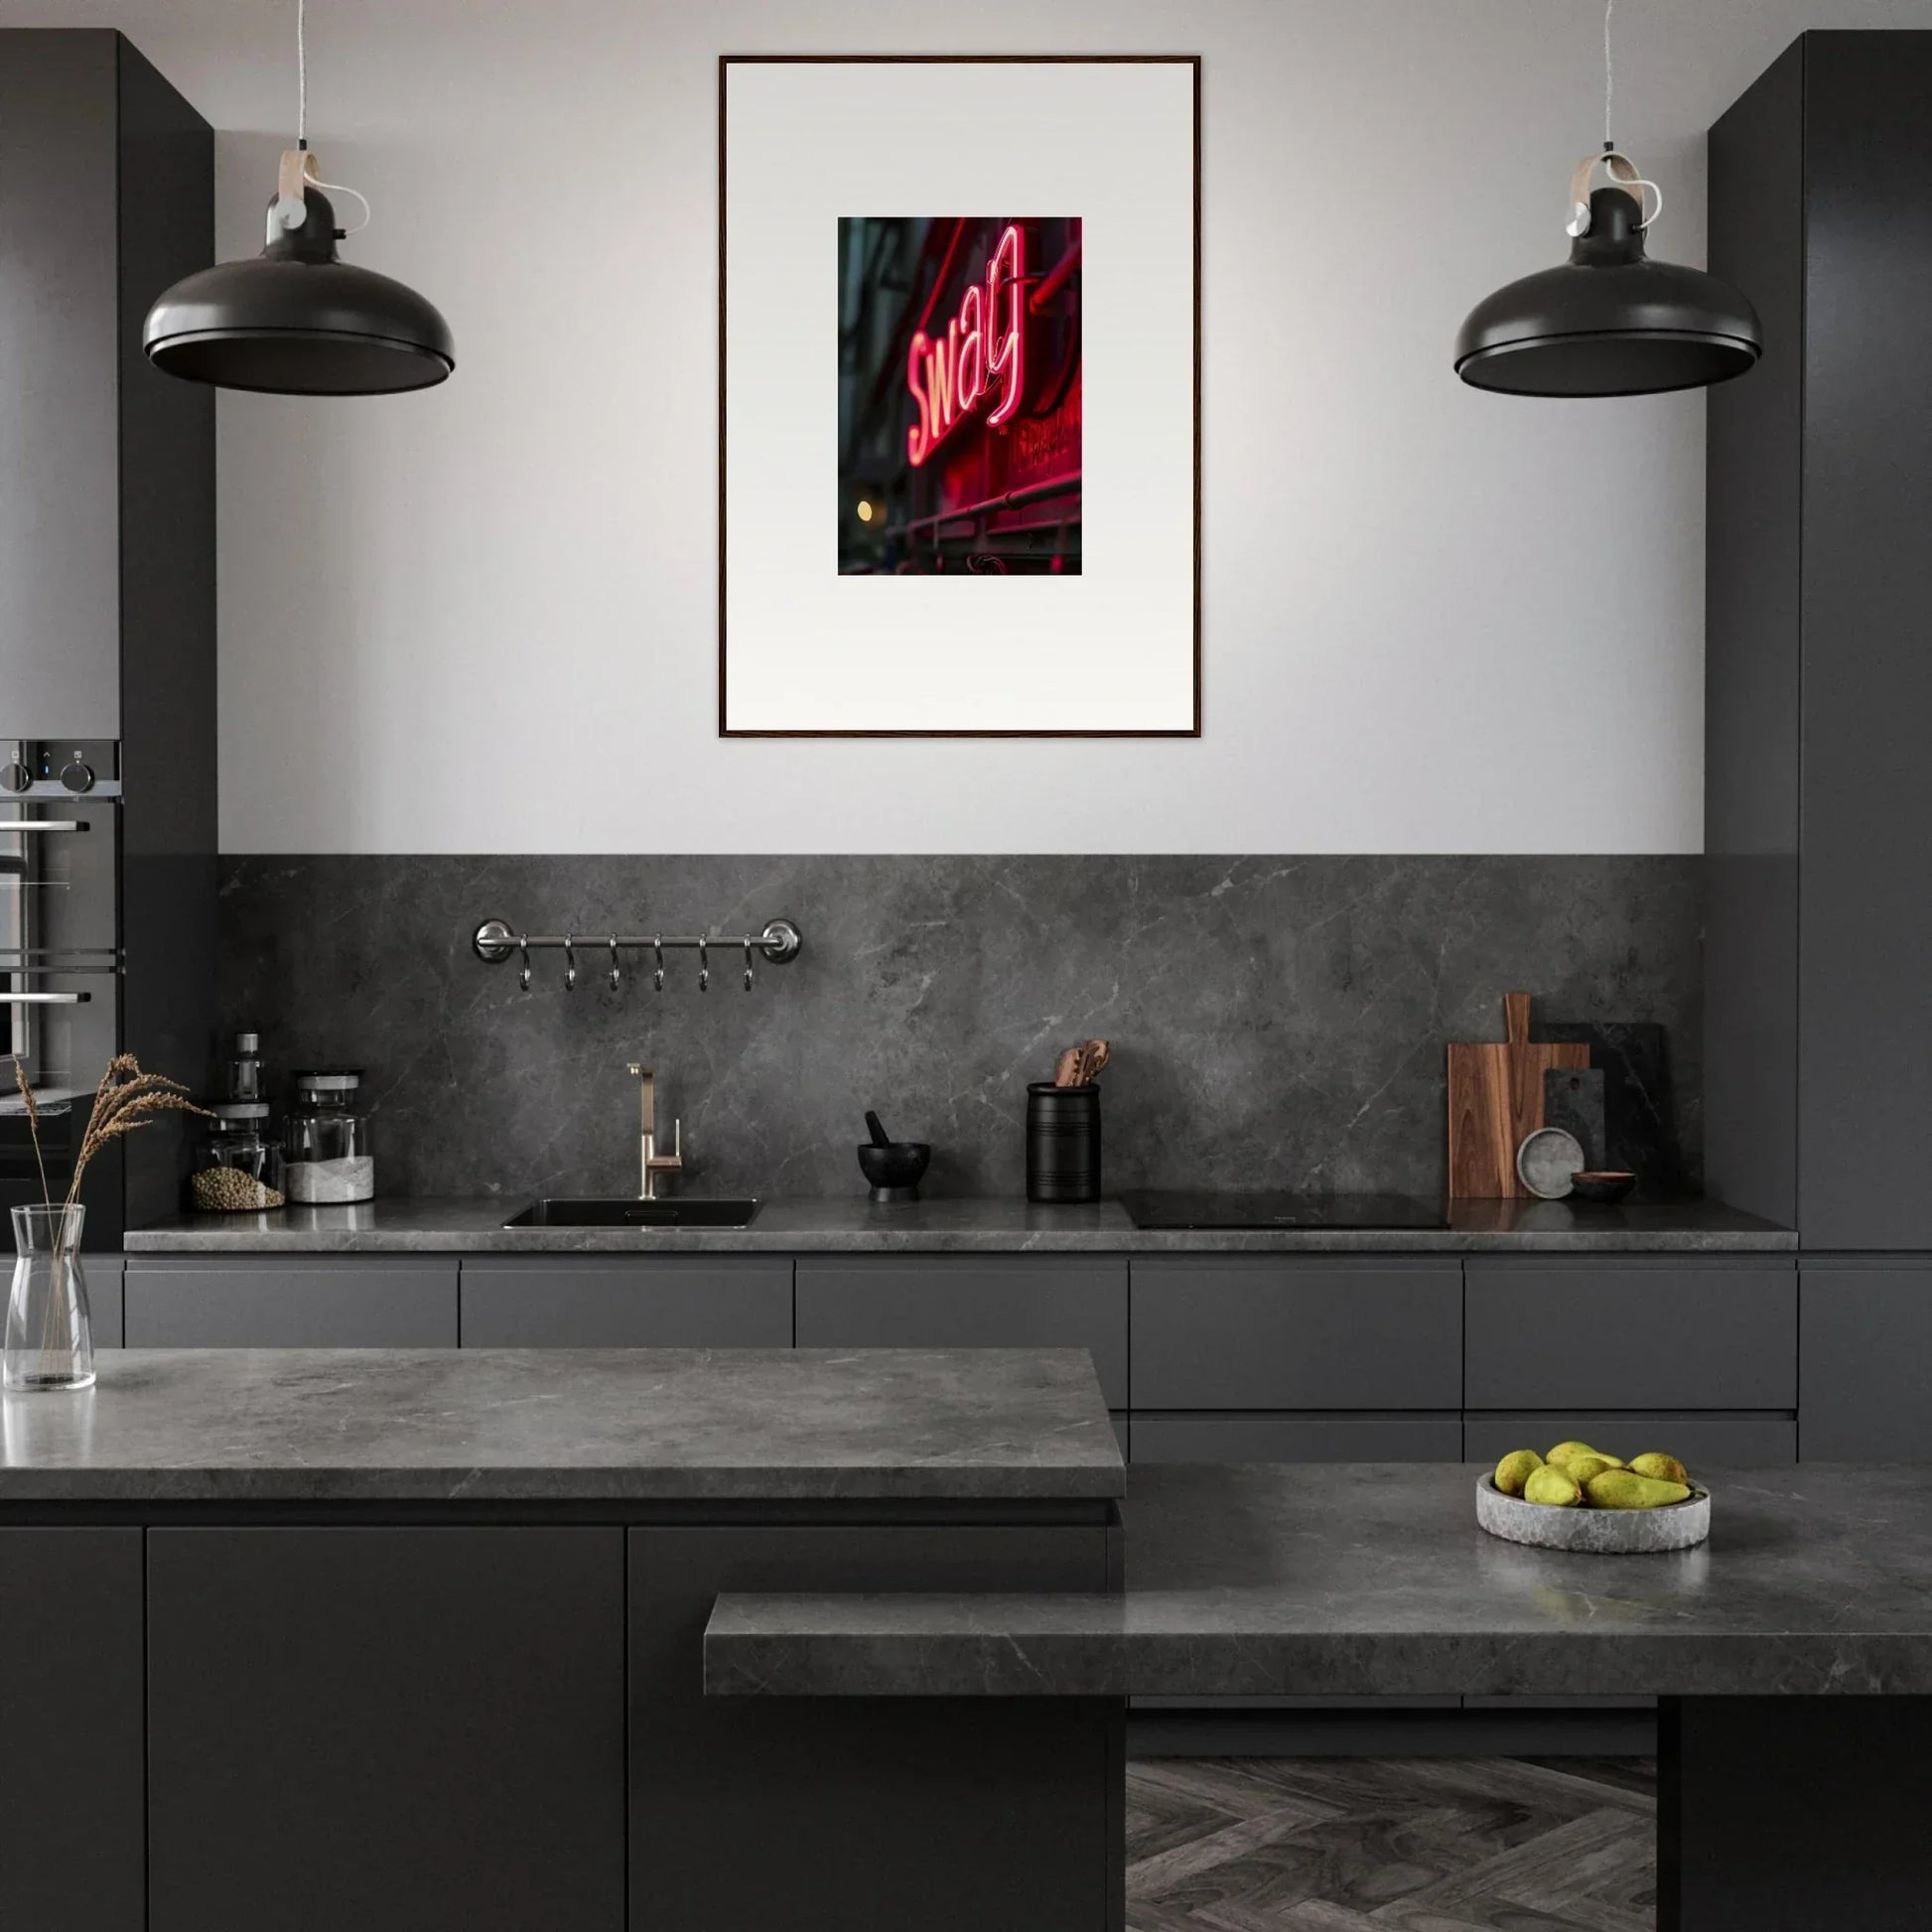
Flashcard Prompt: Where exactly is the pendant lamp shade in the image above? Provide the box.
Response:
[1455,185,1759,398]
[144,186,454,395]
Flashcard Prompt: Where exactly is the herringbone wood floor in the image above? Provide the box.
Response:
[1126,1756,1656,1931]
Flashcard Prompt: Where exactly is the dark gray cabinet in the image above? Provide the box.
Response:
[460,1256,791,1347]
[795,1257,1128,1408]
[1130,1258,1460,1411]
[1800,1263,1932,1459]
[147,1527,625,1932]
[0,1529,144,1932]
[84,1254,123,1347]
[1132,1414,1461,1463]
[1464,1259,1796,1412]
[1708,33,1932,1249]
[628,1524,1116,1932]
[125,1257,459,1346]
[1463,1413,1797,1467]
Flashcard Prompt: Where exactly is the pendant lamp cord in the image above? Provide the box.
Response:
[277,0,372,236]
[1602,0,1614,149]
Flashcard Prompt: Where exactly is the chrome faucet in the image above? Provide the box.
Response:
[624,1063,683,1199]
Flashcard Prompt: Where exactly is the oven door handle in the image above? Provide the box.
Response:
[0,992,89,1005]
[0,821,89,835]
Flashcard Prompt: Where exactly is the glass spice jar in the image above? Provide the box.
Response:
[283,1069,375,1204]
[191,1103,287,1212]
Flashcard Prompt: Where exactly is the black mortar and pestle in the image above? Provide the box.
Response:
[858,1110,930,1203]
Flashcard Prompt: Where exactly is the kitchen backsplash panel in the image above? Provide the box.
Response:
[217,856,1703,1201]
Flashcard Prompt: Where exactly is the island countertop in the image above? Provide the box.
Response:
[0,1347,1124,1504]
[121,1193,1796,1255]
[706,1460,1932,1699]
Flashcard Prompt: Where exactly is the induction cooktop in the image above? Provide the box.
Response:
[1118,1190,1449,1231]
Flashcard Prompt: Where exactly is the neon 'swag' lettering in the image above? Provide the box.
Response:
[905,224,1026,468]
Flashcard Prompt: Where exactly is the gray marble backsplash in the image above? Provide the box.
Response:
[216,856,1702,1203]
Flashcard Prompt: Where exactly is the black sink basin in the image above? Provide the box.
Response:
[503,1197,761,1229]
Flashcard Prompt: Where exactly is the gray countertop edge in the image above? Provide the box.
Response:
[701,1599,1932,1699]
[121,1195,1799,1255]
[0,1348,1125,1504]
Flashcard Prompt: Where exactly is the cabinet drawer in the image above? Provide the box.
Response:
[1130,1414,1462,1464]
[125,1258,458,1347]
[1130,1259,1460,1411]
[1800,1264,1932,1459]
[1464,1260,1795,1410]
[794,1258,1127,1408]
[461,1258,791,1348]
[1462,1412,1796,1467]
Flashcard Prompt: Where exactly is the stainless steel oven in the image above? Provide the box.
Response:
[0,741,123,1233]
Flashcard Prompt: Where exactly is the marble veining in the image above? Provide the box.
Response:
[0,1348,1123,1502]
[705,1461,1932,1698]
[217,855,1703,1202]
[123,1193,1793,1253]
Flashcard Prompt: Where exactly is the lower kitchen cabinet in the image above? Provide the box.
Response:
[85,1254,123,1347]
[1465,1258,1796,1411]
[0,1529,144,1932]
[146,1527,625,1932]
[460,1256,792,1347]
[1462,1412,1797,1465]
[125,1256,459,1346]
[1132,1414,1462,1463]
[628,1524,1116,1932]
[795,1257,1129,1409]
[1130,1259,1461,1412]
[1800,1261,1932,1458]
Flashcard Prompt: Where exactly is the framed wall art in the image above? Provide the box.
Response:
[719,55,1201,737]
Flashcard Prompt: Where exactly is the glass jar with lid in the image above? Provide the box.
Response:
[284,1069,375,1204]
[191,1103,287,1212]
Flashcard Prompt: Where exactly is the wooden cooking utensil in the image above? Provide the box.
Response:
[1447,993,1588,1198]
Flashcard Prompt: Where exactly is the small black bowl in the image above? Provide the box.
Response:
[858,1141,930,1203]
[1569,1170,1637,1205]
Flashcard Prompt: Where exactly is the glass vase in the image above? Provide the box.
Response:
[5,1204,94,1394]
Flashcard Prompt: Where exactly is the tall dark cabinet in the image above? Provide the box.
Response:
[0,31,215,1244]
[1708,31,1932,1456]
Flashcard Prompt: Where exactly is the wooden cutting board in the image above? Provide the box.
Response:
[1447,993,1589,1198]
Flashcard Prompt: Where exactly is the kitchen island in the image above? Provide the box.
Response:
[0,1347,1125,1932]
[713,1461,1932,1932]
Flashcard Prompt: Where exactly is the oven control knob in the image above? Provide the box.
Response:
[60,760,94,795]
[0,761,29,794]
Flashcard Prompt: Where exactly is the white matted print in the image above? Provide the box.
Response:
[720,57,1199,737]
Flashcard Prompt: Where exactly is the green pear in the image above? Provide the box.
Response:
[1586,1469,1693,1510]
[1561,1452,1620,1485]
[1494,1449,1543,1496]
[1629,1451,1690,1486]
[1524,1464,1584,1507]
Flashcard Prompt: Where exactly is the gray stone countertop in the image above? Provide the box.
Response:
[706,1461,1932,1699]
[121,1194,1795,1255]
[0,1347,1123,1503]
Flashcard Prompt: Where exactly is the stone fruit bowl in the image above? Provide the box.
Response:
[1476,1474,1711,1553]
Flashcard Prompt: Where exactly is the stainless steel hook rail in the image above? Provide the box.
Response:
[471,917,802,993]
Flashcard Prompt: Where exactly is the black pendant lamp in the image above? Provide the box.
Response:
[143,0,452,395]
[1454,1,1758,397]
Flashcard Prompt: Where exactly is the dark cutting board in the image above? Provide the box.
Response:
[1448,993,1589,1198]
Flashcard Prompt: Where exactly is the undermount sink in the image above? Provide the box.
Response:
[503,1197,761,1229]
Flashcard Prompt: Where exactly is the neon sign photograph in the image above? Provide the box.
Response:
[837,215,1082,576]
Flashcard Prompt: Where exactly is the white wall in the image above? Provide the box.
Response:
[5,0,1924,854]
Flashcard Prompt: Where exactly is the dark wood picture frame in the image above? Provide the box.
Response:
[718,54,1202,739]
